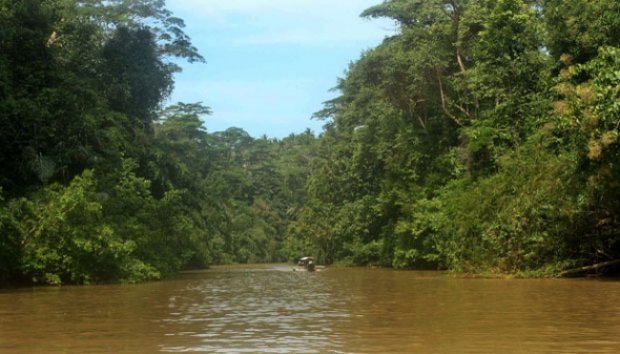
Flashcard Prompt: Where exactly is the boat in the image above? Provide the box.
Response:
[293,256,317,272]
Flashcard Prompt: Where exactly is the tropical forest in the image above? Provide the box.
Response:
[1,0,620,287]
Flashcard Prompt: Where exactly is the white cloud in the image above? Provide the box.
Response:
[170,0,376,19]
[167,0,395,45]
[164,0,395,137]
[232,26,385,46]
[173,78,318,102]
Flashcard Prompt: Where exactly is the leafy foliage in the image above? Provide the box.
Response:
[289,0,620,276]
[0,0,318,285]
[2,0,620,285]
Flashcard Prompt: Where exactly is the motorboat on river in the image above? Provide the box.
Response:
[293,256,318,272]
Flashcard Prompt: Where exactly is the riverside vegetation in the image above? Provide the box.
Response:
[1,0,619,285]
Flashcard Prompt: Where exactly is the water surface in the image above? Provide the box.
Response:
[1,264,620,353]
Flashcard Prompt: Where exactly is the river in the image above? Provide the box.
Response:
[1,264,620,353]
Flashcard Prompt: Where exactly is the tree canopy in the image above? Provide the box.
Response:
[289,0,620,275]
[1,0,620,285]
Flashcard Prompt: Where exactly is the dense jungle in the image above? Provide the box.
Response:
[1,0,620,285]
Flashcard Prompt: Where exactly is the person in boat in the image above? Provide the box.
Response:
[306,259,315,272]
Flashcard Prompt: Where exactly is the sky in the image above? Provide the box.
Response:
[165,0,396,138]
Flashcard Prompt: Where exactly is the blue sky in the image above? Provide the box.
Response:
[165,0,396,138]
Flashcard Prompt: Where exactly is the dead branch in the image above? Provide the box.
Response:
[435,66,465,127]
[456,47,466,73]
[560,259,620,277]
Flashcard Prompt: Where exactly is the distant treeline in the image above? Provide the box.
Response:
[2,0,620,286]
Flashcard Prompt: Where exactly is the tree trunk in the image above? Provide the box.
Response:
[560,259,620,277]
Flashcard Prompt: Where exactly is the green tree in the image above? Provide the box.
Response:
[20,171,138,285]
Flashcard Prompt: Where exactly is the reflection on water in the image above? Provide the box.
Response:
[160,265,348,353]
[1,264,620,353]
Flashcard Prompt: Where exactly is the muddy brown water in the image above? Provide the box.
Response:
[1,264,620,353]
